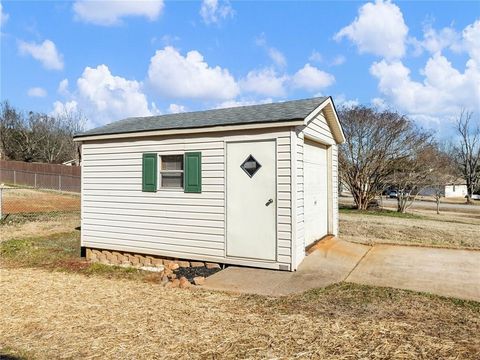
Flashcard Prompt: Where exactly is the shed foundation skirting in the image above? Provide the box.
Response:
[84,247,221,270]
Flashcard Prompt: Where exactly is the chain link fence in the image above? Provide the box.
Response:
[0,185,80,220]
[0,168,80,193]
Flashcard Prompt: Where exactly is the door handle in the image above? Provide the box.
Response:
[265,198,274,206]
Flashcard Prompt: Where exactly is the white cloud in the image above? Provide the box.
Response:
[267,47,287,68]
[239,68,287,97]
[334,0,408,59]
[255,34,287,68]
[27,87,47,98]
[200,0,233,24]
[54,65,154,127]
[73,0,164,26]
[18,39,64,70]
[215,98,273,109]
[58,79,69,96]
[335,94,359,108]
[370,53,480,122]
[309,51,345,66]
[331,55,346,66]
[291,64,335,91]
[147,46,239,100]
[52,100,78,116]
[168,103,187,114]
[309,51,323,63]
[463,20,480,62]
[409,20,480,61]
[409,21,462,57]
[371,97,387,110]
[1,3,9,27]
[421,24,461,54]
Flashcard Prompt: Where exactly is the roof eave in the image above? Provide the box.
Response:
[303,96,346,144]
[73,119,305,142]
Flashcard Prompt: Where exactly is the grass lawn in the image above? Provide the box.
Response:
[1,187,80,214]
[1,267,479,359]
[340,207,480,249]
[1,212,479,358]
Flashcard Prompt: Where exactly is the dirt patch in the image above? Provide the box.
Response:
[0,268,478,359]
[340,210,480,249]
[1,188,80,214]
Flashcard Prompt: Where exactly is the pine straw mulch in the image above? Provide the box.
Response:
[1,267,479,359]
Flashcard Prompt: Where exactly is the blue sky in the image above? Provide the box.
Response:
[1,0,479,138]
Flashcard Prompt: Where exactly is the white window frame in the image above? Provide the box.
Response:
[159,154,184,190]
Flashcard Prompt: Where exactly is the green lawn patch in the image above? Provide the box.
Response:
[0,211,80,225]
[339,206,425,219]
[0,231,158,282]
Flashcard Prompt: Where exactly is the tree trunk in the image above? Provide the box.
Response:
[436,198,440,214]
[352,190,369,210]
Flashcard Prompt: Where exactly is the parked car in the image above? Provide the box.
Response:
[472,194,480,200]
[389,191,398,198]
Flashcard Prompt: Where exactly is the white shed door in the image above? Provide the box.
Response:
[304,140,329,245]
[226,140,276,261]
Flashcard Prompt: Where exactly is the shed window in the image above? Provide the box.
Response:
[160,155,184,189]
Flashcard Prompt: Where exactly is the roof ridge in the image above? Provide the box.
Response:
[125,96,328,121]
[75,96,329,138]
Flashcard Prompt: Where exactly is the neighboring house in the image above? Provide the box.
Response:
[74,97,345,271]
[339,180,352,197]
[62,159,80,166]
[445,182,468,198]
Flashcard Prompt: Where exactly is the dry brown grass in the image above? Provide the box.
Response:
[340,209,480,249]
[0,267,478,359]
[2,187,80,214]
[0,212,80,243]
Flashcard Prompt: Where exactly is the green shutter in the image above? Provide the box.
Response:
[142,153,157,192]
[184,152,202,193]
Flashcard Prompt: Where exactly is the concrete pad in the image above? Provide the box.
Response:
[202,266,290,296]
[203,237,370,296]
[346,245,480,301]
[275,238,370,295]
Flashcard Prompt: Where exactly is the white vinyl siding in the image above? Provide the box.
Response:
[331,144,339,235]
[303,111,336,145]
[292,110,340,269]
[81,128,292,270]
[294,131,305,269]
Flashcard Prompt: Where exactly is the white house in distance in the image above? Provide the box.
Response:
[445,182,468,198]
[74,97,345,271]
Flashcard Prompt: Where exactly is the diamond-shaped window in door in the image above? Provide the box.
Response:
[240,155,262,178]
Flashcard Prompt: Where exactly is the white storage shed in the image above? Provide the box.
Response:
[74,97,345,271]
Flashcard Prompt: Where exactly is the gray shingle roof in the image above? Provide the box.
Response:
[75,96,329,138]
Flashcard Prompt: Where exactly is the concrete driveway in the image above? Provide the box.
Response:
[346,244,480,301]
[203,238,480,301]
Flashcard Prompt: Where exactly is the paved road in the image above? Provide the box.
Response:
[340,196,480,213]
[380,197,480,212]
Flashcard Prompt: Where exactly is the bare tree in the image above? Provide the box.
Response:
[389,145,451,213]
[0,101,85,164]
[0,103,44,162]
[452,110,480,204]
[37,109,86,163]
[339,106,431,210]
